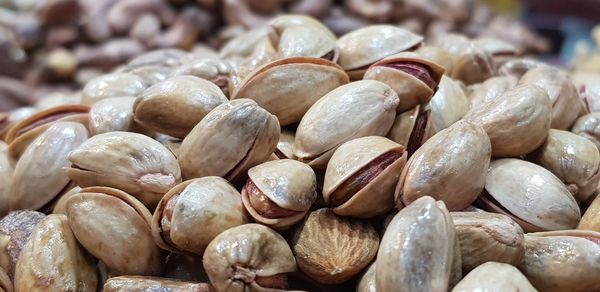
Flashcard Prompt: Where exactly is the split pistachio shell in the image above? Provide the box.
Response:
[152,177,249,255]
[65,187,164,276]
[133,75,228,138]
[9,122,89,211]
[467,76,518,109]
[81,73,146,105]
[104,276,213,292]
[396,120,491,211]
[452,262,536,292]
[294,80,399,168]
[231,57,349,126]
[269,15,337,60]
[0,210,46,280]
[274,129,295,159]
[429,76,470,134]
[436,34,495,85]
[376,196,457,292]
[0,267,11,292]
[66,131,182,208]
[241,159,316,230]
[356,262,376,292]
[323,136,407,218]
[386,105,433,156]
[219,27,271,60]
[479,159,581,232]
[13,214,97,292]
[571,112,600,151]
[203,224,296,291]
[0,142,12,217]
[178,99,280,181]
[578,194,600,232]
[451,212,525,271]
[89,97,148,135]
[465,84,551,157]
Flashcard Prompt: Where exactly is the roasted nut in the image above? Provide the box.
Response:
[125,64,171,87]
[474,37,518,67]
[467,75,517,109]
[274,129,295,159]
[452,262,536,292]
[81,72,146,105]
[0,210,46,280]
[386,105,433,157]
[51,186,81,215]
[0,142,12,217]
[573,72,600,112]
[498,57,546,78]
[170,58,230,94]
[219,27,271,60]
[268,15,338,60]
[571,112,600,151]
[428,76,470,135]
[356,261,376,292]
[435,34,496,85]
[578,194,600,232]
[0,266,11,292]
[89,97,149,135]
[416,45,454,72]
[291,208,379,284]
[104,276,212,292]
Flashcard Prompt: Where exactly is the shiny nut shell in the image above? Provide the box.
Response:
[0,142,12,217]
[104,276,212,292]
[467,76,518,109]
[81,73,146,105]
[0,267,11,292]
[0,210,46,280]
[429,76,470,135]
[571,112,600,151]
[578,194,600,232]
[452,262,536,292]
[89,97,148,135]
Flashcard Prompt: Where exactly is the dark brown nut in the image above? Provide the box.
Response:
[291,209,379,284]
[104,276,212,292]
[81,72,146,105]
[452,262,536,292]
[386,105,433,157]
[0,210,45,280]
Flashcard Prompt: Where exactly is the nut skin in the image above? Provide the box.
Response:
[451,262,536,292]
[429,76,470,135]
[104,276,213,292]
[0,142,12,217]
[0,210,46,280]
[133,75,228,138]
[396,120,491,211]
[291,209,379,285]
[81,72,146,105]
[578,194,600,232]
[323,136,407,218]
[14,214,97,292]
[89,97,149,135]
[571,112,600,151]
[178,99,280,181]
[65,187,164,276]
[66,131,182,208]
[203,223,296,292]
[152,177,249,255]
[465,84,551,157]
[294,80,399,169]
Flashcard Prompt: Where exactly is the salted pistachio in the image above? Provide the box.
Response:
[219,27,271,60]
[323,136,406,218]
[357,262,376,292]
[152,177,249,255]
[498,57,546,78]
[396,120,491,211]
[14,214,97,292]
[467,75,518,109]
[9,122,88,211]
[0,114,9,141]
[377,196,459,292]
[1,107,38,141]
[364,52,445,112]
[435,34,495,85]
[519,230,600,292]
[81,72,146,105]
[474,37,518,67]
[578,193,600,232]
[465,84,551,157]
[203,224,296,291]
[104,276,212,292]
[241,159,316,230]
[268,15,338,61]
[0,142,11,217]
[572,72,600,112]
[294,80,399,168]
[429,76,470,134]
[178,99,279,181]
[231,57,349,126]
[416,45,454,73]
[478,159,581,232]
[66,131,181,207]
[274,129,295,159]
[0,267,11,292]
[530,129,600,201]
[451,212,525,272]
[66,187,164,276]
[572,112,600,151]
[0,210,45,280]
[452,262,536,292]
[133,75,228,138]
[170,58,231,94]
[291,208,379,284]
[51,186,81,215]
[337,25,423,80]
[89,97,149,136]
[386,105,433,157]
[519,66,580,130]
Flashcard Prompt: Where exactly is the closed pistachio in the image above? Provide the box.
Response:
[14,214,97,292]
[578,194,600,232]
[81,72,146,105]
[571,112,600,151]
[274,129,295,159]
[478,159,581,232]
[170,58,231,94]
[291,209,379,284]
[125,49,189,71]
[228,37,279,92]
[104,276,212,292]
[219,27,271,60]
[0,267,11,292]
[465,84,551,157]
[0,142,12,217]
[89,97,149,136]
[294,80,399,168]
[396,120,491,211]
[0,210,46,280]
[356,262,376,292]
[323,136,407,218]
[452,262,536,292]
[66,131,182,208]
[178,99,279,181]
[66,187,164,276]
[51,186,81,215]
[498,57,546,78]
[429,76,470,134]
[203,224,296,291]
[241,159,316,230]
[125,64,171,87]
[467,76,517,109]
[386,105,433,157]
[435,34,495,85]
[152,177,249,255]
[268,15,338,60]
[416,45,454,73]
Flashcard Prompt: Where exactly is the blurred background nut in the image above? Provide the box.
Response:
[0,142,12,218]
[356,261,376,292]
[386,105,433,157]
[0,210,45,280]
[427,75,470,135]
[467,75,517,109]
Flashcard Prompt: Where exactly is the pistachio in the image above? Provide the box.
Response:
[89,97,149,135]
[294,80,399,168]
[356,262,376,292]
[268,15,338,60]
[428,76,470,135]
[51,186,81,215]
[219,27,271,60]
[291,208,379,284]
[66,131,182,208]
[435,34,495,85]
[571,113,600,151]
[452,262,536,292]
[81,72,146,105]
[274,129,295,159]
[474,37,518,67]
[203,224,296,291]
[578,194,600,232]
[0,267,11,292]
[125,64,171,87]
[65,187,164,276]
[497,57,546,78]
[323,136,406,218]
[170,58,230,94]
[415,45,454,73]
[467,75,517,109]
[125,49,189,71]
[386,105,433,157]
[163,253,207,282]
[572,72,600,112]
[104,276,212,292]
[0,142,12,217]
[0,210,45,280]
[152,177,249,255]
[13,214,97,292]
[178,99,280,181]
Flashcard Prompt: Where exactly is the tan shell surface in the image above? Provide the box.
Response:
[0,267,10,292]
[276,130,295,159]
[219,27,271,60]
[0,143,12,217]
[572,112,600,150]
[579,194,600,232]
[356,262,376,292]
[89,97,142,135]
[275,24,337,59]
[104,276,212,292]
[416,46,454,72]
[429,76,470,134]
[81,73,146,105]
[467,76,518,109]
[0,210,46,279]
[452,262,536,292]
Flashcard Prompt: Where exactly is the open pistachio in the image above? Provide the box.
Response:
[478,159,581,232]
[81,72,146,105]
[241,159,316,230]
[89,97,149,136]
[323,136,407,218]
[428,76,470,135]
[66,131,182,208]
[364,52,445,112]
[268,15,338,61]
[152,177,249,255]
[0,142,11,217]
[465,84,551,157]
[467,75,517,109]
[578,194,600,232]
[9,121,88,211]
[356,261,376,292]
[104,276,212,292]
[291,208,379,284]
[386,105,433,157]
[178,99,280,181]
[203,224,296,291]
[65,187,164,276]
[133,75,228,138]
[451,212,524,272]
[0,267,11,292]
[396,120,491,211]
[0,210,45,280]
[294,80,399,168]
[452,262,536,292]
[14,214,97,292]
[570,113,600,151]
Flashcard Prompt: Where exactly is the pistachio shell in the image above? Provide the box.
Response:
[416,45,454,73]
[81,73,146,105]
[170,58,230,93]
[219,27,271,60]
[429,76,470,134]
[0,142,12,217]
[386,105,433,156]
[89,97,148,135]
[104,276,212,292]
[572,72,600,112]
[452,262,536,292]
[436,34,495,85]
[125,64,171,86]
[0,210,46,280]
[0,267,11,292]
[467,76,518,109]
[275,129,295,159]
[578,194,600,232]
[356,262,377,292]
[269,15,337,59]
[571,112,600,151]
[125,49,189,70]
[51,186,81,215]
[498,58,546,78]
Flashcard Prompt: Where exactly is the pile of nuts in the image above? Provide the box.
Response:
[0,10,599,292]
